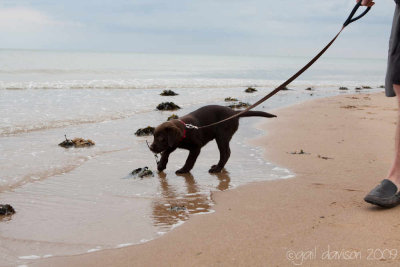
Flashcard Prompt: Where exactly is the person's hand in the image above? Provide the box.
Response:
[357,0,375,7]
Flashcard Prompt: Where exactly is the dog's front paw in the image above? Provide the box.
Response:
[209,165,223,173]
[157,162,167,172]
[176,168,190,174]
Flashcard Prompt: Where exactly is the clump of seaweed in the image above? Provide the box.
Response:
[224,97,239,102]
[341,105,357,109]
[305,87,313,91]
[167,114,179,121]
[58,135,95,148]
[355,87,362,90]
[318,155,333,160]
[289,149,310,155]
[245,87,257,93]
[379,85,385,88]
[131,167,154,178]
[339,87,348,90]
[157,102,181,111]
[362,85,372,89]
[160,90,178,96]
[135,126,155,136]
[169,205,186,211]
[228,102,251,109]
[0,204,15,216]
[58,135,74,148]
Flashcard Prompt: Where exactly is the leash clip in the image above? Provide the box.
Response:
[184,124,199,130]
[343,1,371,27]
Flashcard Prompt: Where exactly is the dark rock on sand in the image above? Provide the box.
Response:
[305,87,313,91]
[59,135,95,148]
[228,102,251,109]
[131,167,154,178]
[0,204,15,216]
[379,85,385,88]
[245,87,257,93]
[167,114,179,121]
[160,90,178,96]
[157,102,181,111]
[224,97,239,102]
[362,86,372,89]
[339,87,348,90]
[135,126,155,136]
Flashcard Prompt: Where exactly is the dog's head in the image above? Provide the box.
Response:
[149,121,183,153]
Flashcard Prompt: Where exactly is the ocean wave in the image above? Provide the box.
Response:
[0,69,116,75]
[0,111,144,137]
[0,78,382,91]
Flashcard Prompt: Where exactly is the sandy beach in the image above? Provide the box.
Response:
[29,91,400,267]
[0,1,395,265]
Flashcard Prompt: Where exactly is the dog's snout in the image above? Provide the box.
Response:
[149,143,155,151]
[149,142,162,153]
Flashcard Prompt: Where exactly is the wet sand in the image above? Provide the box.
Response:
[33,91,400,266]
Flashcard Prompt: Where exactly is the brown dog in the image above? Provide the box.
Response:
[150,105,276,174]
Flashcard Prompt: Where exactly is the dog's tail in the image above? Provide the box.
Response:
[236,110,276,118]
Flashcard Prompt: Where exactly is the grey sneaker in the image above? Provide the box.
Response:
[364,179,400,208]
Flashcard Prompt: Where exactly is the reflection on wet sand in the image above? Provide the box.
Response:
[151,171,231,229]
[213,171,231,191]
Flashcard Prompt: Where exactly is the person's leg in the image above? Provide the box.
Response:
[364,4,400,207]
[364,86,400,208]
[387,84,400,186]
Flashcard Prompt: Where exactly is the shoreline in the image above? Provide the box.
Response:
[33,91,400,266]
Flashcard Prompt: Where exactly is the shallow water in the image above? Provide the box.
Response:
[0,86,382,266]
[0,50,385,266]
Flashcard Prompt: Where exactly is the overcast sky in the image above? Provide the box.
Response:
[0,0,395,58]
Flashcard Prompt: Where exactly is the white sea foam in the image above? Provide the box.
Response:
[18,255,41,260]
[116,243,134,248]
[171,220,185,229]
[281,174,296,179]
[194,210,216,215]
[273,167,291,172]
[87,247,102,253]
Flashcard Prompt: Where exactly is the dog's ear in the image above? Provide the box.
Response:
[167,125,182,147]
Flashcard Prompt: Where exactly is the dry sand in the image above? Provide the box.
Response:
[34,92,400,266]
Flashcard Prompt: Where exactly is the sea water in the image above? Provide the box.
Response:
[0,50,385,265]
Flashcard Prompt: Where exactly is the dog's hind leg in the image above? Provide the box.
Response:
[176,147,201,174]
[209,136,232,173]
